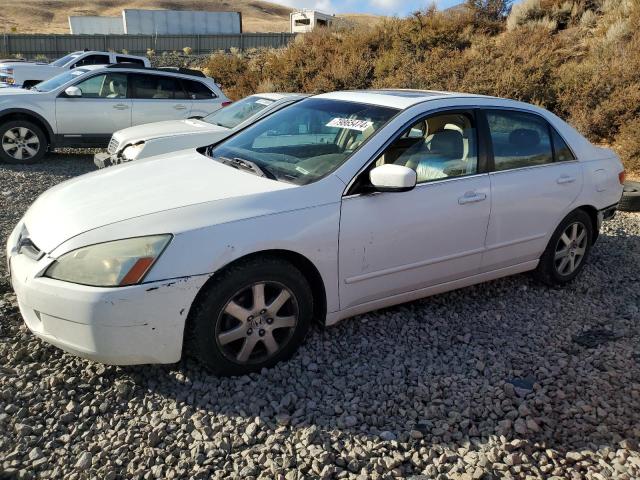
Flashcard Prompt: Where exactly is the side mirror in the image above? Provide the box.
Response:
[64,86,82,97]
[370,164,417,192]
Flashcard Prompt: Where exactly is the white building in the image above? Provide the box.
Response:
[290,10,337,33]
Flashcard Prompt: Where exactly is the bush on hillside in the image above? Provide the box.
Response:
[202,0,640,171]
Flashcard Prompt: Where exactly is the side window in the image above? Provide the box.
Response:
[116,56,145,66]
[131,74,186,100]
[486,110,554,171]
[73,73,128,98]
[183,79,217,100]
[72,54,110,68]
[551,128,576,162]
[374,112,478,184]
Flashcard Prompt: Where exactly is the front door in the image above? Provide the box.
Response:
[55,72,131,141]
[339,110,491,310]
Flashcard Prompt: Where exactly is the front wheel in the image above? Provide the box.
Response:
[187,257,313,376]
[534,209,593,286]
[0,120,47,164]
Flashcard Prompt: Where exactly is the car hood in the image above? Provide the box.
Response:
[0,88,37,96]
[113,119,228,147]
[23,149,295,253]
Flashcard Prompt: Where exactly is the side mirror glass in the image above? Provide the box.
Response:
[64,86,82,97]
[369,164,417,192]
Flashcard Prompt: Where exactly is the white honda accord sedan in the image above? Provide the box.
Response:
[7,90,624,375]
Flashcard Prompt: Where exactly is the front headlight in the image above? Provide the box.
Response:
[44,235,171,287]
[121,143,145,161]
[0,67,14,74]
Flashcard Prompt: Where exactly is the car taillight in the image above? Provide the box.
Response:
[619,170,626,185]
[221,101,232,107]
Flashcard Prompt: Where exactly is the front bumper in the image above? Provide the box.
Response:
[9,245,209,365]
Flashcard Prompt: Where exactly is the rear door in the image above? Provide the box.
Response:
[182,79,223,118]
[130,73,191,125]
[481,108,582,271]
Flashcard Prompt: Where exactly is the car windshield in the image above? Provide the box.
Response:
[203,96,279,129]
[33,68,89,92]
[50,53,81,67]
[205,98,398,185]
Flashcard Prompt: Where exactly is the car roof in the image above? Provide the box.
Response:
[74,64,211,81]
[314,89,492,109]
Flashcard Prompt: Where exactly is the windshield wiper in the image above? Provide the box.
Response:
[217,156,277,180]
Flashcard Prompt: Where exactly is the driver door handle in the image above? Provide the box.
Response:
[113,104,129,110]
[458,191,487,205]
[174,104,187,110]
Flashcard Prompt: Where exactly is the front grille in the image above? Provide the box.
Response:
[107,137,119,154]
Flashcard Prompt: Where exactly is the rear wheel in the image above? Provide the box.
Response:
[534,209,593,286]
[0,120,47,164]
[187,257,313,376]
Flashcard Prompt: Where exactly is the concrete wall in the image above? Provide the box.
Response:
[68,16,125,35]
[123,10,242,35]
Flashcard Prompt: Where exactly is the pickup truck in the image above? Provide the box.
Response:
[0,51,150,88]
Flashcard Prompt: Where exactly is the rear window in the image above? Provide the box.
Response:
[183,79,217,100]
[131,74,187,100]
[486,110,554,171]
[116,56,145,66]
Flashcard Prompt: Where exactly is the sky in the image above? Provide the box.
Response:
[276,0,520,16]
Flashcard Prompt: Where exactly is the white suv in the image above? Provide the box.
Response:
[0,51,150,89]
[0,64,229,164]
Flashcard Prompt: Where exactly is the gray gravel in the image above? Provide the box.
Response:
[1,153,640,479]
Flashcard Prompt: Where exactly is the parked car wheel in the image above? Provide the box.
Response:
[534,209,593,286]
[619,181,640,212]
[0,120,47,164]
[187,257,313,376]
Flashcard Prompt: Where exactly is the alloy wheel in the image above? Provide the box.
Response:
[215,281,299,364]
[554,221,587,276]
[2,127,40,161]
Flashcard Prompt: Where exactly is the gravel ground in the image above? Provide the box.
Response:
[1,152,640,480]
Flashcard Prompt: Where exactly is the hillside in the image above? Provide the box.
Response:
[0,0,384,34]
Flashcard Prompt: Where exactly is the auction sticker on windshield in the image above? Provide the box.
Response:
[255,99,274,106]
[326,118,373,131]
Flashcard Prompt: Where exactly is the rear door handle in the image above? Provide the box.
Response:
[174,104,187,110]
[557,175,576,185]
[113,104,129,110]
[458,191,487,205]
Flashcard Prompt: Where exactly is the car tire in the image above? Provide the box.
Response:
[534,209,594,286]
[187,257,313,376]
[0,120,47,164]
[619,181,640,212]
